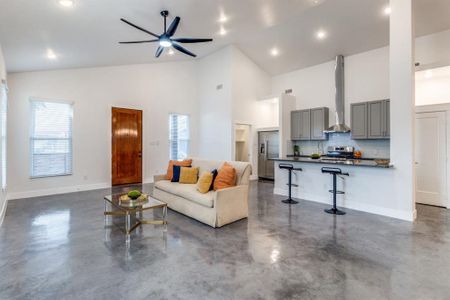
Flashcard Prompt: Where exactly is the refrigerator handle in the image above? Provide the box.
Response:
[265,140,269,159]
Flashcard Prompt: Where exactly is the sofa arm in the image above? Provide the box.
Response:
[214,185,249,227]
[153,174,167,183]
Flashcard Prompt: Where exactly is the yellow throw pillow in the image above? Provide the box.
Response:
[197,171,213,194]
[179,167,199,184]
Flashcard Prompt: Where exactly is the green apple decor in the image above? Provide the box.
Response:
[127,190,142,200]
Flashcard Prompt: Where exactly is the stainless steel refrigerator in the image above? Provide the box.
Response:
[258,130,279,180]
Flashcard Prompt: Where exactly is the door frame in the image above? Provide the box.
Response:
[416,104,450,208]
[111,107,143,186]
[233,122,252,162]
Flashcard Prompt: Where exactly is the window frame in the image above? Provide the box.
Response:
[29,98,74,179]
[169,113,190,161]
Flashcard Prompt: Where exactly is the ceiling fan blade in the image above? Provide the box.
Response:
[172,43,196,57]
[166,16,180,36]
[172,38,213,43]
[155,46,164,58]
[119,39,159,44]
[120,18,160,38]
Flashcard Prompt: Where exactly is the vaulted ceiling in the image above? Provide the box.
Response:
[1,0,450,75]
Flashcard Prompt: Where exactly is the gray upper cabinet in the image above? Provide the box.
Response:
[351,102,367,139]
[384,100,390,138]
[291,111,302,140]
[368,100,384,139]
[310,107,329,140]
[291,107,328,141]
[291,109,311,140]
[351,99,390,140]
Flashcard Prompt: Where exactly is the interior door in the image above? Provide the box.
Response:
[112,107,143,186]
[415,111,447,207]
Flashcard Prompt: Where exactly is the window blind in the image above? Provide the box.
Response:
[169,114,189,160]
[30,100,73,178]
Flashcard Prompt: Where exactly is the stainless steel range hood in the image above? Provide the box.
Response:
[324,55,351,133]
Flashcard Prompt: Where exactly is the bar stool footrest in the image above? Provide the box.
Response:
[328,190,345,194]
[287,183,299,187]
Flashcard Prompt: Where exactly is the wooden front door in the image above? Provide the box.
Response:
[112,107,142,186]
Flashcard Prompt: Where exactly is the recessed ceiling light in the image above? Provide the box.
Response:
[168,49,175,56]
[425,70,433,79]
[270,48,279,57]
[219,26,227,36]
[58,0,74,7]
[316,30,327,40]
[47,49,57,60]
[383,6,391,16]
[218,13,228,23]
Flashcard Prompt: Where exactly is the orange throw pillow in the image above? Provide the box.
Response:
[214,162,237,191]
[165,159,192,180]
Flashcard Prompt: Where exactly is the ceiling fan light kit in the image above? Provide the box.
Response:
[119,10,213,58]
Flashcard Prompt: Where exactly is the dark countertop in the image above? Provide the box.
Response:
[270,156,393,168]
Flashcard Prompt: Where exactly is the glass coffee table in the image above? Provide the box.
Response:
[104,194,167,238]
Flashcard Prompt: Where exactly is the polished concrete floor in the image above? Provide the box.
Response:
[1,181,450,300]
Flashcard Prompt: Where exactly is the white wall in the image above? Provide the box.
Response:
[196,47,233,161]
[231,47,272,177]
[416,66,450,106]
[7,61,199,199]
[0,46,7,224]
[416,29,450,69]
[272,46,390,126]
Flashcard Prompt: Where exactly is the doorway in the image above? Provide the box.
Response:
[111,107,143,186]
[234,124,251,162]
[415,111,447,207]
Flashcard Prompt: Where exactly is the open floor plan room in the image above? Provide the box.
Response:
[1,0,450,299]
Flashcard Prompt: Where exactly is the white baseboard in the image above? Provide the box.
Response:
[144,177,154,184]
[7,182,111,201]
[273,187,415,222]
[0,198,7,226]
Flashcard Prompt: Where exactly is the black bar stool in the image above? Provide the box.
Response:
[321,167,349,215]
[279,163,303,204]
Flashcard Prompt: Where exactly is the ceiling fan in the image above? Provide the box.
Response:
[119,10,213,58]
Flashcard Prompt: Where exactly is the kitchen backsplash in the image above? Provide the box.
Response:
[289,133,390,159]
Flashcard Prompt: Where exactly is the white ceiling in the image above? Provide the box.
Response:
[1,0,450,75]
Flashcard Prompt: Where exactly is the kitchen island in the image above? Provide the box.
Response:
[270,157,408,220]
[273,156,392,168]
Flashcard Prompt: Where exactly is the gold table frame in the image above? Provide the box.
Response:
[104,194,167,239]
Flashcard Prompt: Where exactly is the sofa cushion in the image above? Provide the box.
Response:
[171,165,181,182]
[179,167,199,184]
[154,180,214,208]
[165,159,192,180]
[197,171,214,194]
[214,162,237,191]
[190,158,251,185]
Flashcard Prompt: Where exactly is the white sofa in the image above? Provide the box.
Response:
[153,158,252,228]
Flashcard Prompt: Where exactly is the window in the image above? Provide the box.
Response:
[0,81,7,189]
[169,114,189,160]
[30,100,73,178]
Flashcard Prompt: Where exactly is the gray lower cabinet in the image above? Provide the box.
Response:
[310,107,329,140]
[291,109,310,140]
[351,99,390,140]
